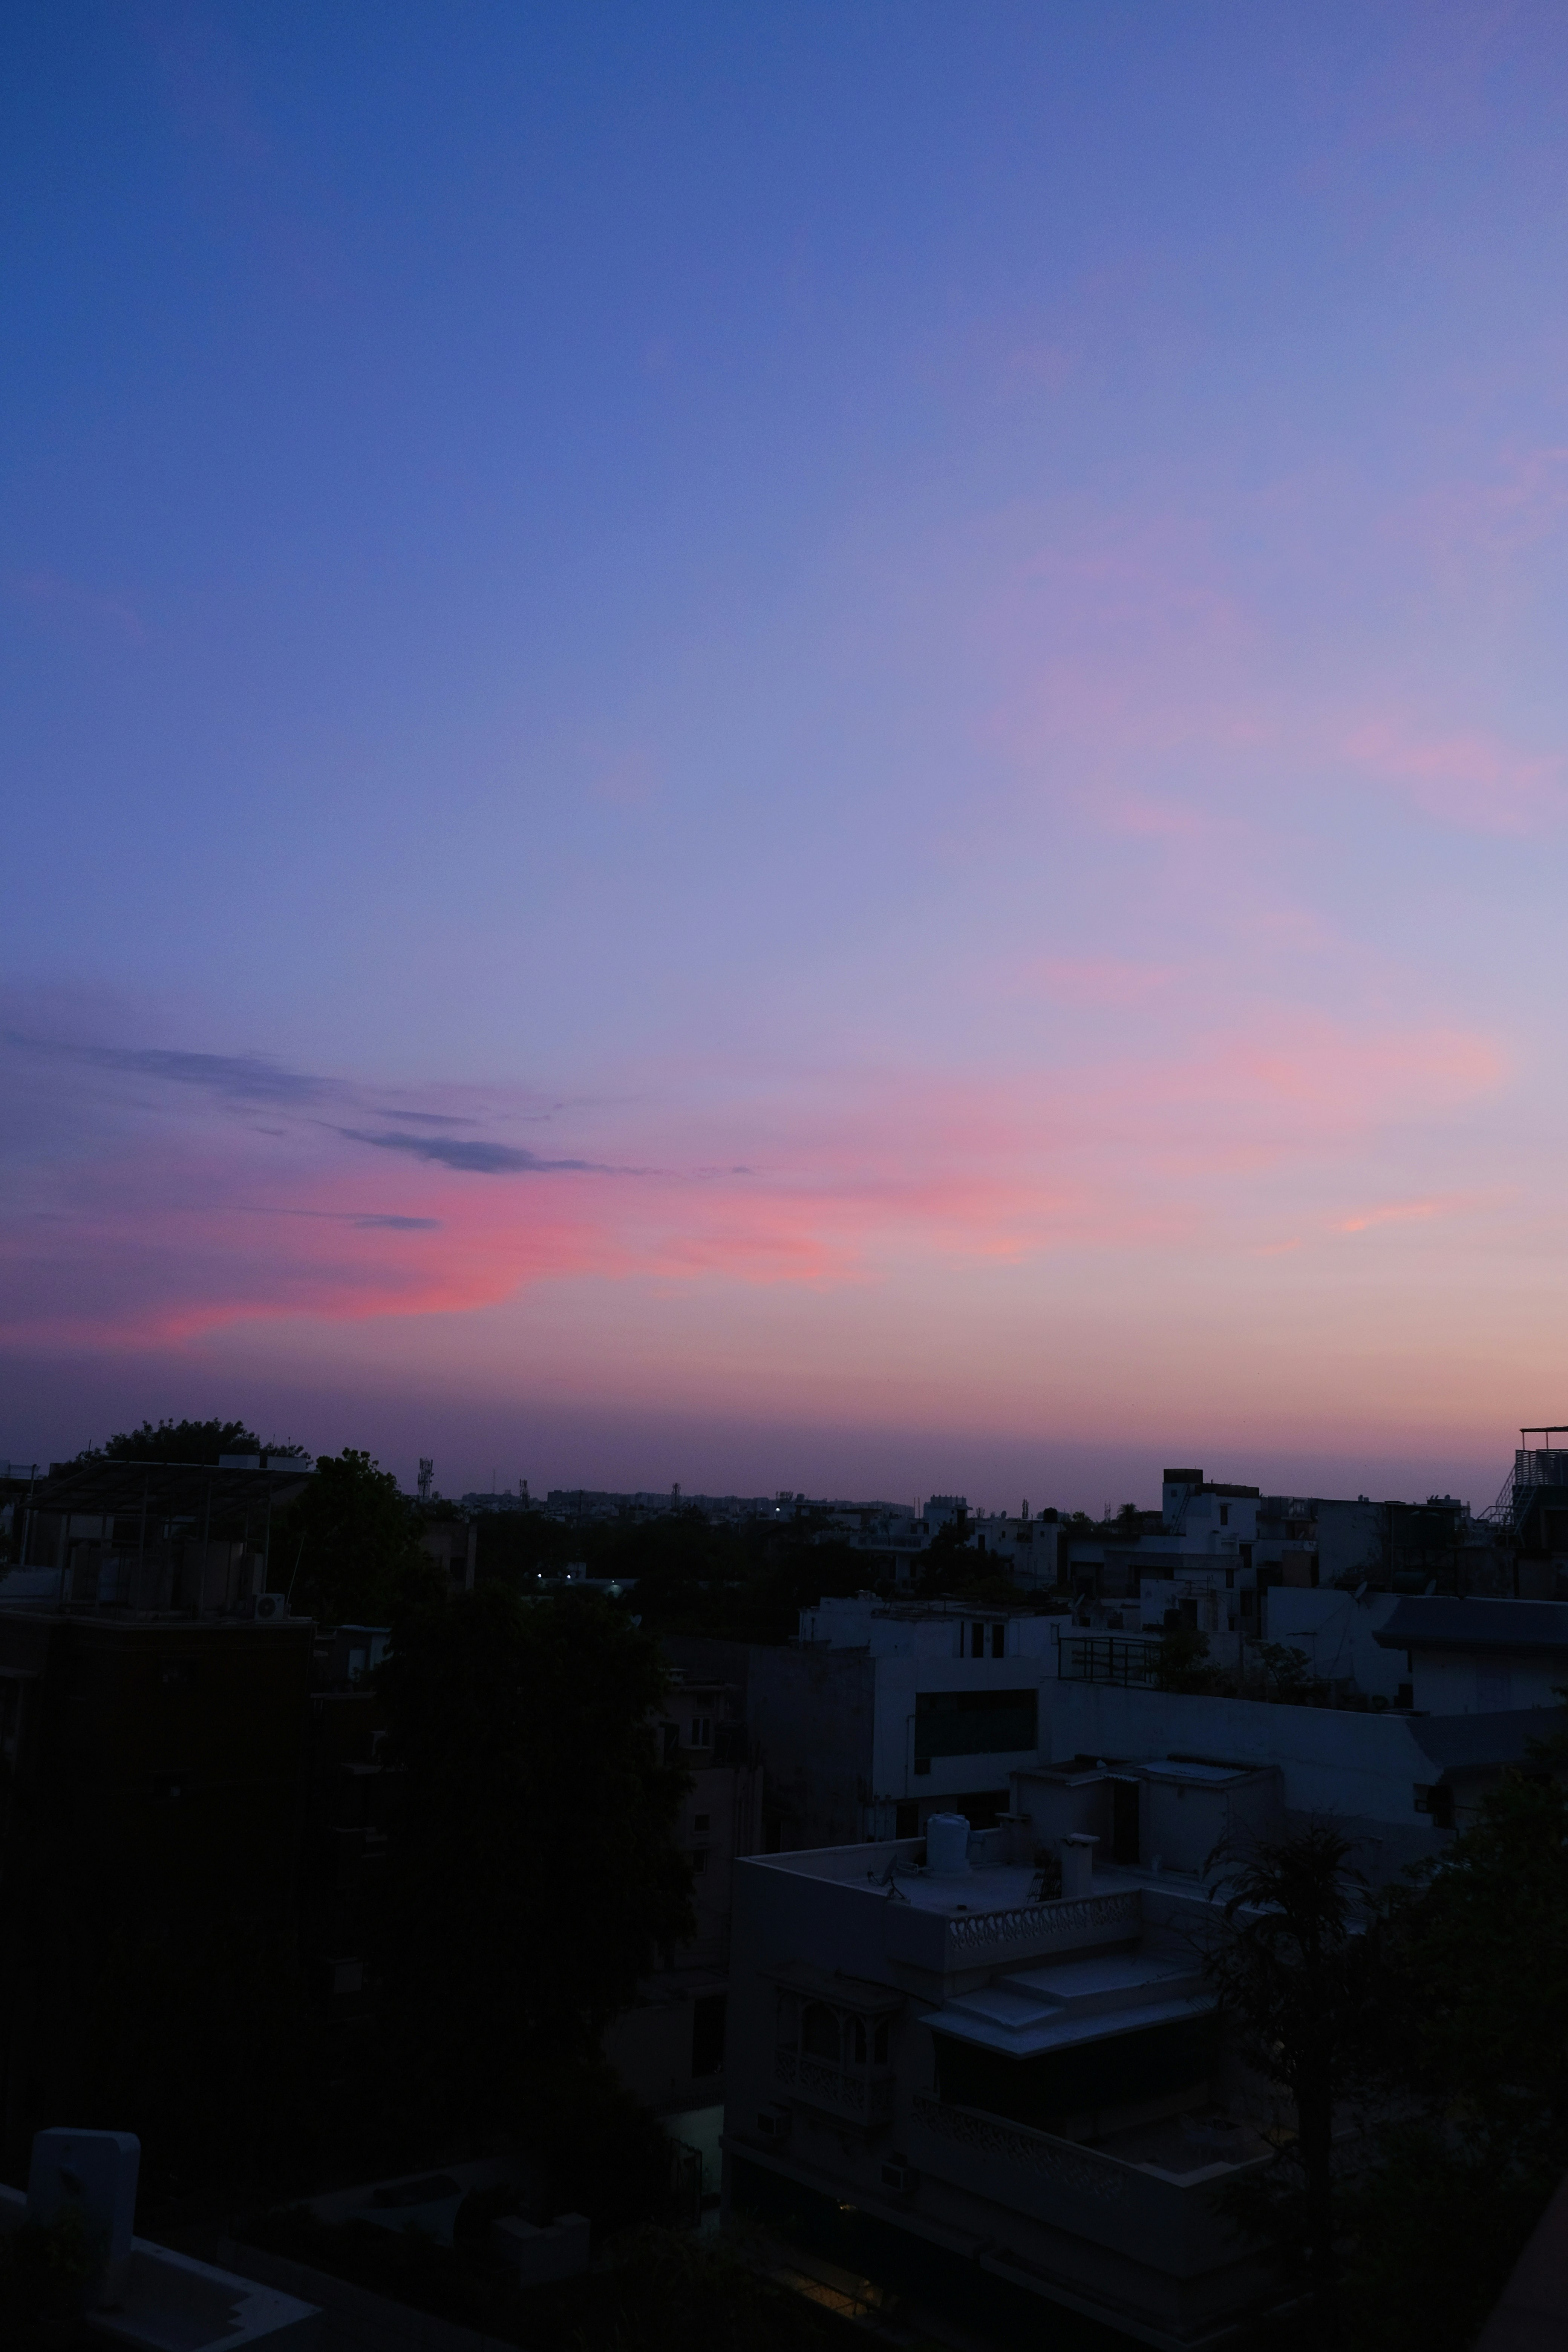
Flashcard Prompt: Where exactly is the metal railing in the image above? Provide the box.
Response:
[1056,1634,1161,1686]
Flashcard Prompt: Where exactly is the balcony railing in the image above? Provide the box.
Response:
[1057,1634,1160,1687]
[775,2049,894,2124]
[885,1887,1140,1980]
[911,2095,1129,2202]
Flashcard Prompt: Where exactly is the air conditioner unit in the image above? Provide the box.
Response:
[879,2161,918,2195]
[254,1593,288,1623]
[756,2104,792,2142]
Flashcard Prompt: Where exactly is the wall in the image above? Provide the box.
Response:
[1044,1682,1449,1881]
[1415,1650,1567,1716]
[1265,1589,1406,1701]
[746,1646,876,1849]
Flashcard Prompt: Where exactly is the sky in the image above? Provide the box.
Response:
[3,1,1568,1509]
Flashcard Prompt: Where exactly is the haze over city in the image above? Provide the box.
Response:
[5,4,1567,1504]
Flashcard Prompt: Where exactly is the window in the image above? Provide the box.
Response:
[802,2004,840,2061]
[691,1849,708,1873]
[970,1621,985,1657]
[690,1717,712,1747]
[895,1801,919,1838]
[914,1689,1038,1762]
[1219,1505,1229,1527]
[990,1622,1005,1657]
[692,1994,726,2078]
[693,1813,710,1832]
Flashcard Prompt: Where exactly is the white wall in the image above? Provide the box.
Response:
[1043,1682,1450,1878]
[1264,1589,1406,1701]
[1415,1650,1565,1715]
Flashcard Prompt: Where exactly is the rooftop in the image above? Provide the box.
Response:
[931,1948,1212,2058]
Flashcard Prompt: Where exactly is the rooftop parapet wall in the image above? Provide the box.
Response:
[905,2095,1261,2280]
[884,1888,1141,1985]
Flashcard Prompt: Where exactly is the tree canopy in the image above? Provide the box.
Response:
[373,1584,695,2140]
[81,1416,303,1465]
[280,1447,442,1625]
[1338,1764,1568,2352]
[1200,1825,1380,2325]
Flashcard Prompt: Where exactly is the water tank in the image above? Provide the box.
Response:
[926,1812,971,1875]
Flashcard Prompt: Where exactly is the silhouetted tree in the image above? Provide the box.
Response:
[281,1448,440,1624]
[1341,1761,1568,2351]
[81,1417,302,1465]
[373,1586,694,2143]
[1200,1825,1381,2334]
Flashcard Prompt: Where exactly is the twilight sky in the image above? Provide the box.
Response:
[4,2,1568,1507]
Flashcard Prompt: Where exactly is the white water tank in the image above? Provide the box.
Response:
[926,1812,971,1876]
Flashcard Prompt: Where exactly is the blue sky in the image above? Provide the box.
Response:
[4,3,1568,1505]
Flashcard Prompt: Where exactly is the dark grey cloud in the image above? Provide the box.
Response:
[368,1107,474,1127]
[6,1032,336,1106]
[239,1207,442,1231]
[335,1128,605,1175]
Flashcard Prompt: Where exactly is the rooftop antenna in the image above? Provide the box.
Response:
[417,1458,433,1504]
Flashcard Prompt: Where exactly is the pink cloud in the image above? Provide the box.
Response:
[0,1003,1510,1356]
[1343,716,1567,832]
[1332,1194,1482,1235]
[1027,956,1178,1007]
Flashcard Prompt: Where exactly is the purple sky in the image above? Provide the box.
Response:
[4,4,1567,1508]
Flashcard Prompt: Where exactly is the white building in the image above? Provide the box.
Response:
[724,1820,1276,2348]
[1044,1676,1561,1868]
[772,1598,1062,1844]
[1372,1596,1568,1717]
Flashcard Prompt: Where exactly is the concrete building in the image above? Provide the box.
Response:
[1373,1596,1568,1718]
[1042,1676,1561,1873]
[671,1598,1064,1853]
[0,1455,314,1613]
[724,1823,1277,2348]
[602,1664,762,2177]
[1484,1431,1568,1596]
[2,2140,320,2350]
